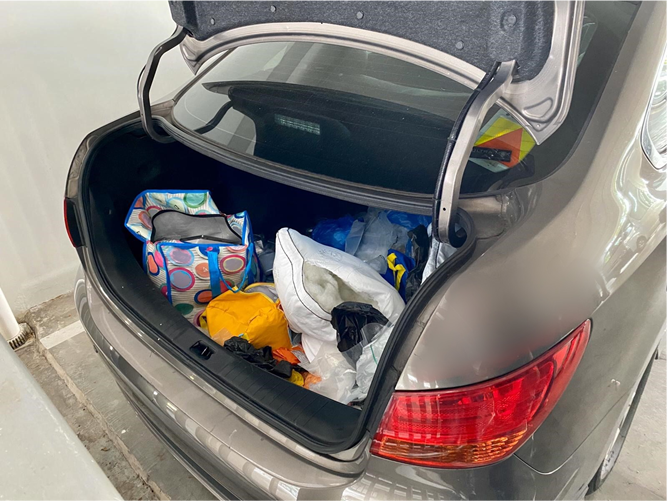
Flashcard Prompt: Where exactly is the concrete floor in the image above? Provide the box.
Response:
[18,294,214,501]
[14,294,668,500]
[17,342,156,501]
[586,361,666,501]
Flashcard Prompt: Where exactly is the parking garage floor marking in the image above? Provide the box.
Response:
[40,321,84,350]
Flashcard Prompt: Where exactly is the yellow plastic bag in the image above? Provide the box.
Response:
[288,370,304,387]
[201,284,291,350]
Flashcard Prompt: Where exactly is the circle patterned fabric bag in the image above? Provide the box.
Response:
[124,190,257,326]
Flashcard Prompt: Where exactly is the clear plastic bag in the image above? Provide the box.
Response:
[344,219,365,255]
[295,344,356,404]
[353,209,394,269]
[297,322,394,404]
[353,209,410,273]
[422,223,458,283]
[331,302,389,365]
[351,324,392,401]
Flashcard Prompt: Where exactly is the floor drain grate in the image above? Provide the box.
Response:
[8,323,32,350]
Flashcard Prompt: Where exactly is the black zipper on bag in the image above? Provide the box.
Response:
[149,209,242,242]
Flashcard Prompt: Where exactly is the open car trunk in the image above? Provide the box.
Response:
[76,0,585,457]
[79,118,476,454]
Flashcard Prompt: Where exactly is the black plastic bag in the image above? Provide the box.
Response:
[270,360,293,378]
[224,337,289,375]
[331,302,389,357]
[405,225,430,302]
[254,234,276,282]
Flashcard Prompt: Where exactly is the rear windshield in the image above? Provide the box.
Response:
[172,1,639,195]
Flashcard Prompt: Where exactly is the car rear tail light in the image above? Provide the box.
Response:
[371,320,591,468]
[64,198,83,247]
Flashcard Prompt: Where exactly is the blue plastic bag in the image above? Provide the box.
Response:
[312,209,432,268]
[386,210,432,231]
[311,215,357,251]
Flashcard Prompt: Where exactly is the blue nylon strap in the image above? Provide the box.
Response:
[157,244,173,304]
[208,249,222,298]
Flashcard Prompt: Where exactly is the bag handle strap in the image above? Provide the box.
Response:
[207,239,256,298]
[207,249,223,298]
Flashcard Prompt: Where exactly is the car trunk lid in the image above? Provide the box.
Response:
[139,0,583,245]
[167,0,583,146]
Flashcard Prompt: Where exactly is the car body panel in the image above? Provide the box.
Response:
[170,0,555,82]
[397,0,666,473]
[516,238,666,472]
[76,272,366,500]
[342,387,639,501]
[398,0,666,390]
[77,266,643,500]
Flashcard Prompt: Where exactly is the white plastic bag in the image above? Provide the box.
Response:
[295,344,356,404]
[421,223,458,282]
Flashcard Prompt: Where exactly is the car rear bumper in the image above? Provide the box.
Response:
[76,267,590,500]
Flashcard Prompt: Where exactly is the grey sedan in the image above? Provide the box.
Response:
[64,1,666,499]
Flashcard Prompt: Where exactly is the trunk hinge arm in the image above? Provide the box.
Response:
[433,60,516,247]
[137,26,187,143]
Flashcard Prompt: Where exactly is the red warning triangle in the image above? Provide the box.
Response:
[476,127,524,167]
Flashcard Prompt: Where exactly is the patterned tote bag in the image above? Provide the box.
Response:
[125,190,257,326]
